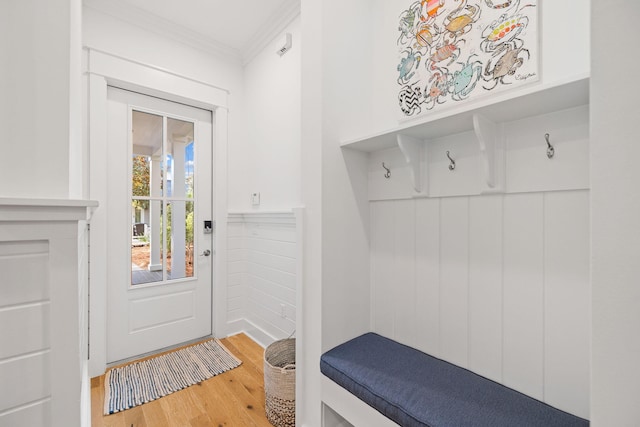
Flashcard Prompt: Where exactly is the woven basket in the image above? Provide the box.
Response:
[264,338,295,427]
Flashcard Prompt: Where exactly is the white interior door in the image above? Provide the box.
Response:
[106,86,213,363]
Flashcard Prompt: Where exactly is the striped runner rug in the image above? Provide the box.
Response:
[104,339,242,414]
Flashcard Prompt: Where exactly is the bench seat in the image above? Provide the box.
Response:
[320,333,589,427]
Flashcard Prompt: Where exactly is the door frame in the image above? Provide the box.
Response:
[85,47,230,377]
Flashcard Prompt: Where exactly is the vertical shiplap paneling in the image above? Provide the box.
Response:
[503,193,544,400]
[370,201,396,338]
[415,198,441,356]
[468,195,503,382]
[543,190,590,419]
[393,200,416,347]
[439,197,469,368]
[368,189,590,417]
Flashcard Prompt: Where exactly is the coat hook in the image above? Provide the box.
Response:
[446,151,456,171]
[545,133,555,159]
[382,162,391,178]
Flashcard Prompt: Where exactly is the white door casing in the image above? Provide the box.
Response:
[106,87,213,363]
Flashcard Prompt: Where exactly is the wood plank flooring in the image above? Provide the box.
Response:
[91,333,275,427]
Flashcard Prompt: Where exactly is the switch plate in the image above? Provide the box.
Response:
[251,192,260,206]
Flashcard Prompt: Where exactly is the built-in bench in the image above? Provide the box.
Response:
[320,333,589,427]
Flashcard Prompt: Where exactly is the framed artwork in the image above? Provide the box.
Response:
[397,0,538,118]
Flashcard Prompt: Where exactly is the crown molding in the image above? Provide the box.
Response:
[83,0,242,62]
[241,0,301,66]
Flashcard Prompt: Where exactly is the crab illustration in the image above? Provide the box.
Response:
[398,84,424,116]
[397,48,422,85]
[429,40,465,70]
[443,2,481,39]
[483,45,530,89]
[420,0,444,21]
[414,22,441,50]
[398,6,418,45]
[480,6,532,53]
[423,71,449,109]
[450,54,483,101]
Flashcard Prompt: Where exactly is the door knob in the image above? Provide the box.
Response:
[200,249,211,257]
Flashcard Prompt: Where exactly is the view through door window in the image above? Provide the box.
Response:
[131,110,196,285]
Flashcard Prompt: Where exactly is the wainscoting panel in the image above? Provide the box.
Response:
[0,199,95,427]
[392,200,417,347]
[414,199,440,356]
[227,221,246,325]
[502,193,545,400]
[543,191,590,417]
[227,212,297,345]
[370,201,396,340]
[439,197,469,368]
[0,303,50,360]
[0,241,49,306]
[370,190,589,419]
[0,240,51,420]
[468,195,503,383]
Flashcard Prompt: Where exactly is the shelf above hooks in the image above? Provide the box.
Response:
[340,76,588,152]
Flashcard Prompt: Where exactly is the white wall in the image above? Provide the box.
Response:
[320,0,373,352]
[299,0,374,424]
[227,212,298,346]
[83,8,243,95]
[591,1,640,425]
[231,17,302,212]
[300,1,325,425]
[0,0,82,199]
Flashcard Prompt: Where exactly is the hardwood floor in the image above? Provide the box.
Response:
[91,333,276,427]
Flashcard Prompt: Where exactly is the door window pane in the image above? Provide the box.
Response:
[166,201,195,280]
[130,111,197,286]
[132,111,163,197]
[167,117,195,199]
[131,200,163,285]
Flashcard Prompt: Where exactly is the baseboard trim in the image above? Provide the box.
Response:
[225,319,280,349]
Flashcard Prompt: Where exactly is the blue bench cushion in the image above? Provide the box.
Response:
[320,333,589,427]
